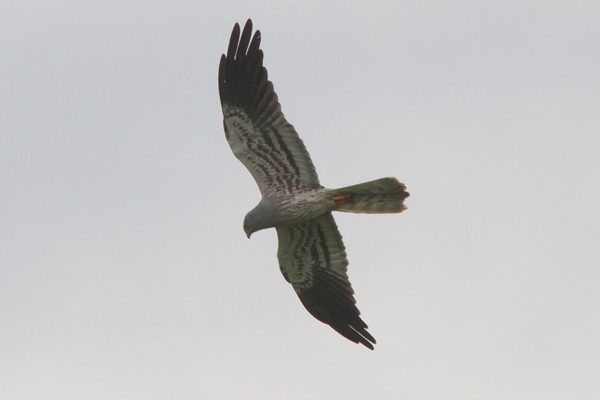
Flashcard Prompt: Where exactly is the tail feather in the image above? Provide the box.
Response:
[330,177,409,214]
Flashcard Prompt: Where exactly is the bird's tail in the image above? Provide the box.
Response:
[329,177,409,214]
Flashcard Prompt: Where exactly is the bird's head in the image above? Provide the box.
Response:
[243,198,280,238]
[243,215,254,238]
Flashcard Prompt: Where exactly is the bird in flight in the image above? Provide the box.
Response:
[218,19,409,349]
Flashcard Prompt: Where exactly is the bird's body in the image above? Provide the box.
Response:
[263,189,334,223]
[219,19,409,350]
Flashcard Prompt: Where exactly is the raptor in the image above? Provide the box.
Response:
[218,19,409,349]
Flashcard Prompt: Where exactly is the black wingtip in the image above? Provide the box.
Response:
[244,18,253,31]
[219,19,278,127]
[330,322,376,350]
[296,271,377,350]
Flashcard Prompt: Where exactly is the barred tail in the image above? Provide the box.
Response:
[329,177,409,214]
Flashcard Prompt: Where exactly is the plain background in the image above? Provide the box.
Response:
[1,1,599,399]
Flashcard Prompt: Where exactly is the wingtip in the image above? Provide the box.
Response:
[343,325,377,350]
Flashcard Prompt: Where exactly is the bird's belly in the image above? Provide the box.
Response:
[277,190,333,223]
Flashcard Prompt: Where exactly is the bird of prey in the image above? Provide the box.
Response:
[218,19,409,350]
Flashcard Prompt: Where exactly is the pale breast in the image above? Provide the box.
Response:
[275,188,334,224]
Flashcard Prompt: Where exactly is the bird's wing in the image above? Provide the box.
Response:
[219,19,320,196]
[276,212,376,349]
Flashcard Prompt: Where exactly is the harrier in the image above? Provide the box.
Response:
[218,19,409,349]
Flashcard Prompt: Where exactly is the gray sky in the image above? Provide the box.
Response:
[2,1,599,399]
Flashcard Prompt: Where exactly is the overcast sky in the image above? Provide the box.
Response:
[1,1,599,399]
